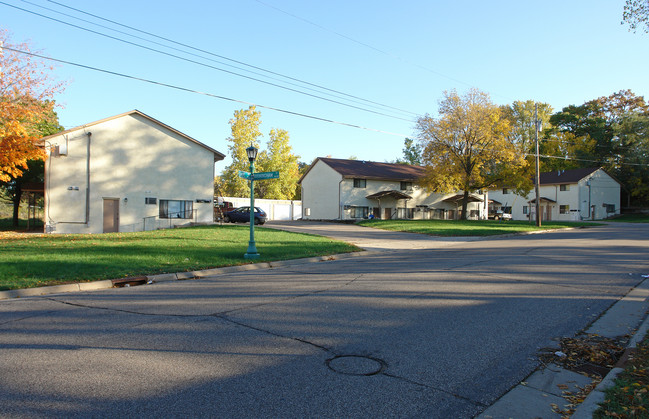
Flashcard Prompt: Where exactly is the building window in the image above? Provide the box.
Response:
[560,205,570,214]
[145,197,157,205]
[606,204,616,213]
[350,206,368,218]
[501,206,512,214]
[397,208,414,219]
[523,206,528,215]
[560,184,570,191]
[160,200,193,219]
[353,178,366,188]
[502,188,510,194]
[400,181,412,190]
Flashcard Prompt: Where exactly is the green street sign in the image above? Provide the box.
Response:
[238,170,251,179]
[253,171,280,180]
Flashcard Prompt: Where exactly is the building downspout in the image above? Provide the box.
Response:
[338,178,343,220]
[84,132,91,224]
[53,131,92,226]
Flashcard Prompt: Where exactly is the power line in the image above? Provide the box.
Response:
[3,46,410,138]
[526,152,649,167]
[3,0,417,123]
[11,0,419,120]
[253,0,515,101]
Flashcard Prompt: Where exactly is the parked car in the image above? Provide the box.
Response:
[489,210,512,221]
[223,206,267,225]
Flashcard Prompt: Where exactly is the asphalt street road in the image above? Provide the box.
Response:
[1,222,648,418]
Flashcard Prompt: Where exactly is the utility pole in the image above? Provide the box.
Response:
[534,103,541,227]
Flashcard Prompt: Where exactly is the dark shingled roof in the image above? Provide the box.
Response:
[318,157,426,181]
[539,168,600,185]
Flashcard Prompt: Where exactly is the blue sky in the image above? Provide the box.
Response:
[2,0,648,169]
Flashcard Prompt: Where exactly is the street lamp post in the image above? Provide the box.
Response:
[244,144,260,259]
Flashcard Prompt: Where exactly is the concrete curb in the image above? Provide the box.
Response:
[571,312,649,418]
[478,275,649,418]
[0,250,372,300]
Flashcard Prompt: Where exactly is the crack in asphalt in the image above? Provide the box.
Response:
[40,275,491,408]
[381,372,488,408]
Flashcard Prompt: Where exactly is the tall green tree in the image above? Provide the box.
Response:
[255,128,300,200]
[220,106,263,197]
[549,90,649,205]
[501,100,554,190]
[220,106,300,200]
[393,138,423,165]
[416,88,526,219]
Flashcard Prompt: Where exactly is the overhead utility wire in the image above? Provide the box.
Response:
[253,0,483,93]
[2,1,413,122]
[40,0,419,118]
[525,152,648,167]
[20,0,414,119]
[3,46,409,138]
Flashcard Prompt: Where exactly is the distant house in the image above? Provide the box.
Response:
[299,157,487,220]
[43,110,225,234]
[487,167,621,221]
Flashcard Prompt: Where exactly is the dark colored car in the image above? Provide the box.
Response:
[223,206,267,225]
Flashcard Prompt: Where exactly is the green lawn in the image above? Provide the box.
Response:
[356,219,596,236]
[607,213,649,223]
[0,225,360,291]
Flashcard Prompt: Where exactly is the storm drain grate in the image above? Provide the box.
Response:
[326,355,386,376]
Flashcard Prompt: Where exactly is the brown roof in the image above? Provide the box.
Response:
[308,157,426,181]
[366,190,412,200]
[442,194,484,204]
[539,168,602,185]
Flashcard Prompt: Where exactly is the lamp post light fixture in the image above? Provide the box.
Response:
[244,144,260,259]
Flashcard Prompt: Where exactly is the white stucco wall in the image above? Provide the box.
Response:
[488,169,620,221]
[300,161,342,219]
[45,113,217,234]
[300,160,486,220]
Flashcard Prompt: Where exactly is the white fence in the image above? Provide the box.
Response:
[220,197,302,221]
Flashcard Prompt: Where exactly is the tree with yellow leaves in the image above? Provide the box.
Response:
[416,88,527,220]
[220,106,301,200]
[0,30,64,182]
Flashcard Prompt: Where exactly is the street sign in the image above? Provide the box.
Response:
[238,170,251,179]
[252,171,280,180]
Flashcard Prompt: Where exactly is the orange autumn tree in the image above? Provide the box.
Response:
[0,30,64,182]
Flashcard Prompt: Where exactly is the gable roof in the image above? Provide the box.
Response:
[539,167,605,185]
[41,110,225,162]
[301,157,426,183]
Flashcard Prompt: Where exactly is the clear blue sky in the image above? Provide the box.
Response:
[2,0,648,169]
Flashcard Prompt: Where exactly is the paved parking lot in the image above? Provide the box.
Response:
[1,221,648,418]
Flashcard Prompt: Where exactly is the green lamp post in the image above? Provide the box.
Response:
[244,144,260,259]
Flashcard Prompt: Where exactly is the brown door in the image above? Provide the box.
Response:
[103,199,119,233]
[384,208,392,220]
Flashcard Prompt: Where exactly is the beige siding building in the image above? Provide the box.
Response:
[487,168,621,221]
[43,110,225,234]
[299,158,487,220]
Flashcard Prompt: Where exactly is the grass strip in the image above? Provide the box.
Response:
[0,225,359,291]
[595,334,649,417]
[356,219,597,236]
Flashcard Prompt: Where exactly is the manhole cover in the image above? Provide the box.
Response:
[326,355,386,376]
